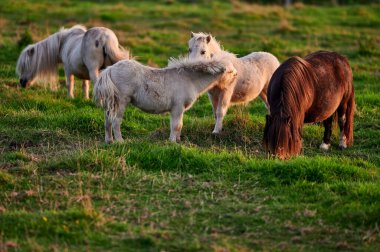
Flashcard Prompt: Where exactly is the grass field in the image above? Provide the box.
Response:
[0,0,380,251]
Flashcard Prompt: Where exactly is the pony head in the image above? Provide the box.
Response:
[16,29,64,88]
[188,32,221,60]
[16,44,38,88]
[263,114,302,159]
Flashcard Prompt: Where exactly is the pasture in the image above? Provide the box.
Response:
[0,0,379,251]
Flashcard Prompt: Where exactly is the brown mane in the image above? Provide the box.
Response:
[264,51,355,159]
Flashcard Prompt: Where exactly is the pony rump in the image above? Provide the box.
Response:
[93,67,120,119]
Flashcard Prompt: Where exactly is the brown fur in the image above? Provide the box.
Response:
[263,51,355,159]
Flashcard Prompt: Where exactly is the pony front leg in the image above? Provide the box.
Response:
[320,116,333,151]
[104,111,114,144]
[65,72,75,98]
[213,89,233,134]
[169,108,184,143]
[82,80,90,99]
[208,89,221,119]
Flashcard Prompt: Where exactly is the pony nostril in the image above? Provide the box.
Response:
[201,50,205,55]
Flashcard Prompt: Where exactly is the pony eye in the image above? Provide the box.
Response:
[188,48,192,53]
[201,50,206,55]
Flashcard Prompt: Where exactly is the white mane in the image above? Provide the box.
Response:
[167,56,227,75]
[59,24,86,33]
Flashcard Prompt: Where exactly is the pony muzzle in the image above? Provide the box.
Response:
[20,78,31,88]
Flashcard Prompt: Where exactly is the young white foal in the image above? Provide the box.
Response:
[93,58,237,143]
[188,32,280,134]
[16,25,129,99]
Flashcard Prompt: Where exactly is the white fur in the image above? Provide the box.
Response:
[93,58,237,143]
[16,25,129,99]
[188,32,280,133]
[319,142,331,151]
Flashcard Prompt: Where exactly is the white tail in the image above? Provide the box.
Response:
[104,39,129,64]
[93,67,120,119]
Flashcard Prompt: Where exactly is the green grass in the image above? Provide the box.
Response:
[1,0,380,251]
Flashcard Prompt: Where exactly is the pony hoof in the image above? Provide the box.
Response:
[339,143,347,150]
[319,142,331,151]
[169,137,177,143]
[105,139,114,144]
[212,130,221,135]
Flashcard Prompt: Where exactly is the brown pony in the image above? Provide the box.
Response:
[263,51,355,159]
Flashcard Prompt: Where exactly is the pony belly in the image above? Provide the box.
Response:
[230,84,262,104]
[131,99,170,114]
[304,99,341,123]
[73,70,90,81]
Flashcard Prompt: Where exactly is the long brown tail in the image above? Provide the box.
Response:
[345,91,355,146]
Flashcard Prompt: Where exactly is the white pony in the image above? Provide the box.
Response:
[16,25,129,99]
[93,57,237,143]
[188,32,280,134]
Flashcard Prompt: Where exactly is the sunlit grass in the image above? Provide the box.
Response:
[0,1,379,250]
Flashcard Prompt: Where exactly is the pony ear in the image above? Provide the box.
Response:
[190,32,195,38]
[206,35,211,44]
[27,47,35,56]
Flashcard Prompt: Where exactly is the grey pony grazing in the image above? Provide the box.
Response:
[16,25,129,99]
[93,57,237,143]
[188,32,280,134]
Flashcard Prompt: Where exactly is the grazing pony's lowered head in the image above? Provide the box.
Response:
[263,57,314,159]
[16,45,39,88]
[16,25,86,88]
[263,114,302,160]
[188,32,222,60]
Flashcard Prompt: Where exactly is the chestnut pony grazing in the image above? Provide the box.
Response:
[263,51,355,159]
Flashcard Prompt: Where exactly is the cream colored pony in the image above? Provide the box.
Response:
[188,32,280,134]
[93,57,237,143]
[16,25,129,99]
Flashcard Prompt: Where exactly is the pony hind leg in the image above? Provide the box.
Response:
[259,91,270,111]
[339,93,355,149]
[337,93,355,149]
[320,115,334,151]
[65,71,75,98]
[338,114,347,149]
[82,80,90,99]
